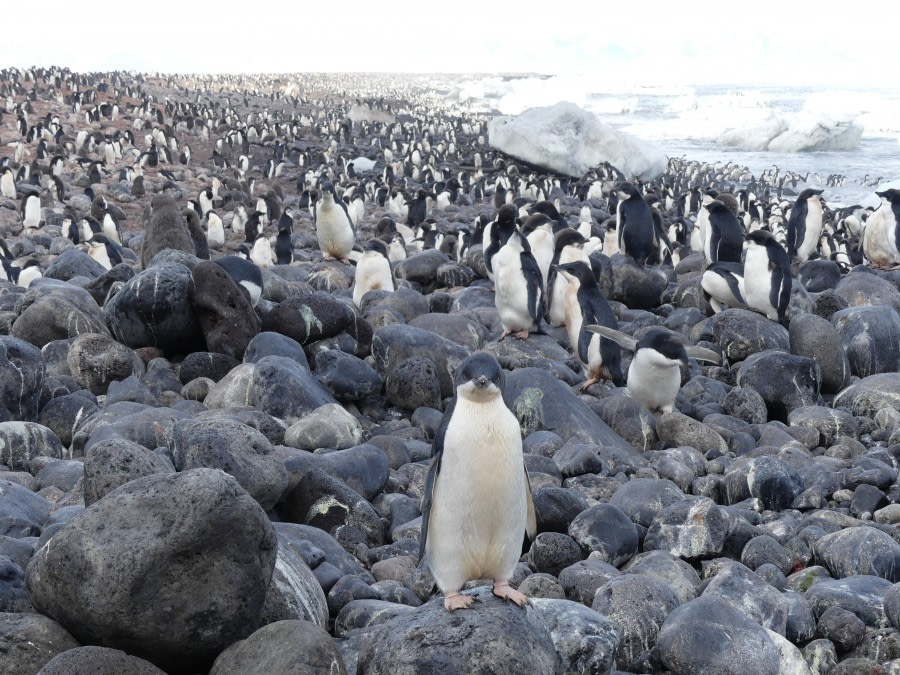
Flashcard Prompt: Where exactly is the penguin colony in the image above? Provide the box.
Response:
[0,66,899,652]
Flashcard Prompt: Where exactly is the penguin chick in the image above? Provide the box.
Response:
[352,238,394,307]
[315,180,355,262]
[586,325,721,413]
[420,352,536,611]
[557,262,625,390]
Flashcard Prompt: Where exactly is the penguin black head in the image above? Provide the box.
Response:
[365,238,390,258]
[496,203,518,226]
[638,328,689,368]
[556,261,595,287]
[454,352,505,400]
[614,182,642,201]
[554,229,587,251]
[746,229,778,248]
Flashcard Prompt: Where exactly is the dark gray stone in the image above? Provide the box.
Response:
[788,406,858,448]
[805,575,892,627]
[384,356,442,410]
[505,368,631,451]
[530,598,620,675]
[83,437,174,506]
[178,352,240,384]
[709,308,790,361]
[408,312,488,350]
[657,411,728,454]
[209,620,345,675]
[592,396,659,451]
[284,404,364,452]
[835,270,900,313]
[66,333,140,395]
[789,313,851,394]
[532,487,589,534]
[102,262,205,355]
[43,248,108,281]
[282,444,390,501]
[260,530,329,628]
[597,254,668,310]
[0,612,80,675]
[12,289,110,350]
[643,497,728,561]
[190,260,260,360]
[372,324,470,399]
[25,469,278,674]
[656,595,781,675]
[610,478,685,528]
[813,526,900,582]
[568,503,639,566]
[0,337,44,422]
[833,373,900,417]
[725,456,805,511]
[312,350,381,402]
[261,294,372,357]
[394,249,450,290]
[172,417,288,511]
[702,561,789,635]
[352,587,561,674]
[833,305,900,378]
[37,646,166,674]
[530,532,584,577]
[251,356,337,424]
[37,393,99,448]
[737,349,822,422]
[621,551,701,604]
[817,605,865,652]
[0,422,66,472]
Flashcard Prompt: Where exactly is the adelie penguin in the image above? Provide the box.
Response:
[704,200,744,265]
[352,238,394,307]
[419,352,536,611]
[744,229,792,324]
[493,222,544,340]
[314,181,355,262]
[484,203,517,285]
[21,193,41,232]
[556,261,625,390]
[587,325,721,413]
[615,182,657,266]
[701,262,748,314]
[215,254,263,306]
[862,188,900,268]
[786,188,825,262]
[86,235,123,270]
[546,229,590,328]
[206,211,225,249]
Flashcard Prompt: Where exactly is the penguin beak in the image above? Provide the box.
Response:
[473,376,490,389]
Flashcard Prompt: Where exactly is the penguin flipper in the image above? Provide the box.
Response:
[520,252,544,323]
[523,463,537,541]
[685,346,722,365]
[586,324,637,352]
[418,397,455,562]
[709,226,721,264]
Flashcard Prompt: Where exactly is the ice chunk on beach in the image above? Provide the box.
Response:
[488,101,666,181]
[718,111,864,152]
[348,103,394,124]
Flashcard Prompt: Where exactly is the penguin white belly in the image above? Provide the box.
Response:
[627,350,682,413]
[493,246,532,333]
[744,246,778,320]
[316,205,355,259]
[207,219,225,248]
[549,248,590,327]
[0,173,14,199]
[863,208,899,267]
[426,398,526,591]
[527,229,553,291]
[16,266,42,289]
[796,215,823,261]
[353,254,394,306]
[701,270,747,313]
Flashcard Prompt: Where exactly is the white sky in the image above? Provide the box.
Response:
[0,1,891,86]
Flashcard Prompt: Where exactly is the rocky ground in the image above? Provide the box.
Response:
[0,67,899,674]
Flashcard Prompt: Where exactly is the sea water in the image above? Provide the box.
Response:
[451,75,900,208]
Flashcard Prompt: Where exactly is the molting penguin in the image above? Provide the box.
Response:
[141,195,196,269]
[705,200,744,264]
[786,188,825,262]
[352,238,394,307]
[587,325,721,413]
[493,228,544,340]
[315,180,355,262]
[615,182,656,266]
[214,254,263,306]
[862,188,900,268]
[744,229,792,323]
[557,261,625,390]
[419,352,536,611]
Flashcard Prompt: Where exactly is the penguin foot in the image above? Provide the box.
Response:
[499,330,509,341]
[513,330,530,340]
[580,376,599,391]
[492,581,529,608]
[443,592,475,611]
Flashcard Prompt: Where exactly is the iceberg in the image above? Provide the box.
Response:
[488,101,666,181]
[717,111,864,152]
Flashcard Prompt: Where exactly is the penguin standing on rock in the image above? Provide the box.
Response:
[744,230,792,324]
[352,238,394,307]
[557,261,625,390]
[615,182,656,266]
[315,181,355,262]
[546,230,590,327]
[587,325,721,413]
[419,352,536,611]
[705,200,744,264]
[493,227,544,340]
[862,189,900,268]
[484,204,518,285]
[786,188,825,262]
[21,193,41,231]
